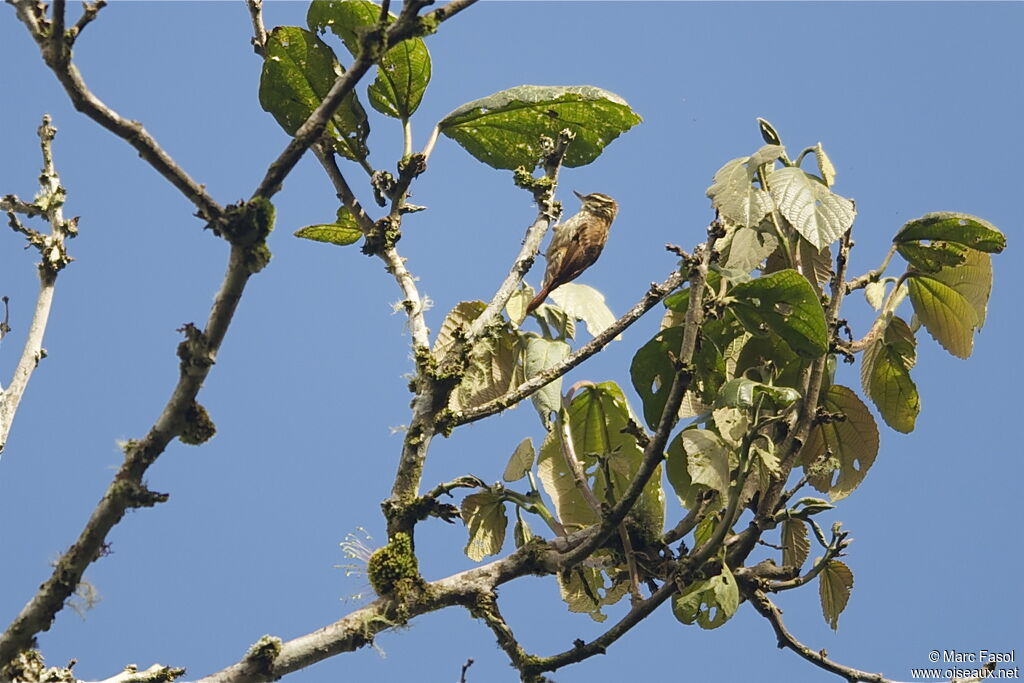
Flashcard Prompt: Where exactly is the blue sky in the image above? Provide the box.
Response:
[1,2,1021,682]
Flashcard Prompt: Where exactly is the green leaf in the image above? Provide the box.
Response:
[706,156,774,228]
[672,565,739,629]
[728,269,828,358]
[513,508,534,548]
[804,385,879,501]
[308,0,432,119]
[630,326,684,430]
[537,382,664,538]
[665,432,702,510]
[714,377,800,410]
[460,491,507,561]
[503,438,535,483]
[861,316,919,433]
[907,248,992,358]
[724,226,779,272]
[781,518,810,570]
[438,85,641,170]
[549,283,616,338]
[679,429,730,497]
[864,281,886,310]
[557,560,630,622]
[894,212,1006,258]
[294,206,363,246]
[767,167,855,249]
[522,335,571,428]
[735,333,806,390]
[506,283,535,327]
[819,559,854,630]
[259,26,370,161]
[896,241,970,273]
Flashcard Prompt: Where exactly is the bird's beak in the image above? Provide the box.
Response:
[573,190,585,200]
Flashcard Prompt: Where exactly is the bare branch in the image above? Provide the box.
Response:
[8,0,223,221]
[744,587,891,683]
[0,242,257,668]
[245,0,268,56]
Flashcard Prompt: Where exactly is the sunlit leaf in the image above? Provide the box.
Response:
[706,155,775,228]
[894,212,1006,261]
[724,226,779,272]
[781,518,810,570]
[439,85,641,170]
[522,335,570,428]
[549,283,616,338]
[433,301,487,360]
[804,385,879,501]
[819,560,854,630]
[861,316,919,433]
[259,26,369,161]
[767,167,855,249]
[907,249,992,358]
[461,491,507,561]
[814,143,836,187]
[672,565,739,629]
[679,429,730,497]
[308,0,432,119]
[294,206,363,246]
[503,438,535,483]
[864,281,886,310]
[715,377,800,410]
[557,560,630,622]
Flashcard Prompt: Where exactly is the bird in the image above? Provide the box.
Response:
[525,191,618,315]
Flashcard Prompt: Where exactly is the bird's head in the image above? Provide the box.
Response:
[574,191,618,221]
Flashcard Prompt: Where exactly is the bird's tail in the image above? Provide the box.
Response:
[524,283,553,316]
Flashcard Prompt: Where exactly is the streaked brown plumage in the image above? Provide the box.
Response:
[526,191,618,314]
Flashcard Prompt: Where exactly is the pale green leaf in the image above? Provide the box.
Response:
[513,509,534,547]
[433,301,487,360]
[782,518,810,570]
[712,407,748,448]
[864,281,886,310]
[460,491,507,561]
[506,284,535,326]
[439,85,641,170]
[522,335,570,427]
[767,167,855,249]
[451,324,521,411]
[907,249,992,358]
[804,385,879,501]
[557,561,630,622]
[549,283,616,338]
[503,438,535,483]
[671,565,739,629]
[819,559,854,630]
[680,430,730,497]
[724,226,779,272]
[707,157,773,228]
[861,316,919,433]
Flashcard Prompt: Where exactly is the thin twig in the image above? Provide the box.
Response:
[745,588,890,683]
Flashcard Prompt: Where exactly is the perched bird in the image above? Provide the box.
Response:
[526,191,619,315]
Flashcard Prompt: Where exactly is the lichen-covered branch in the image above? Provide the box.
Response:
[1,116,75,453]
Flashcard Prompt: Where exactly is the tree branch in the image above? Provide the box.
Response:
[0,243,256,669]
[454,268,686,426]
[8,0,223,221]
[1,116,75,453]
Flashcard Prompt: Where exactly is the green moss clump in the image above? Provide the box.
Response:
[179,401,216,445]
[367,532,420,596]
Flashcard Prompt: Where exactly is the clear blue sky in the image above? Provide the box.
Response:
[1,2,1021,682]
